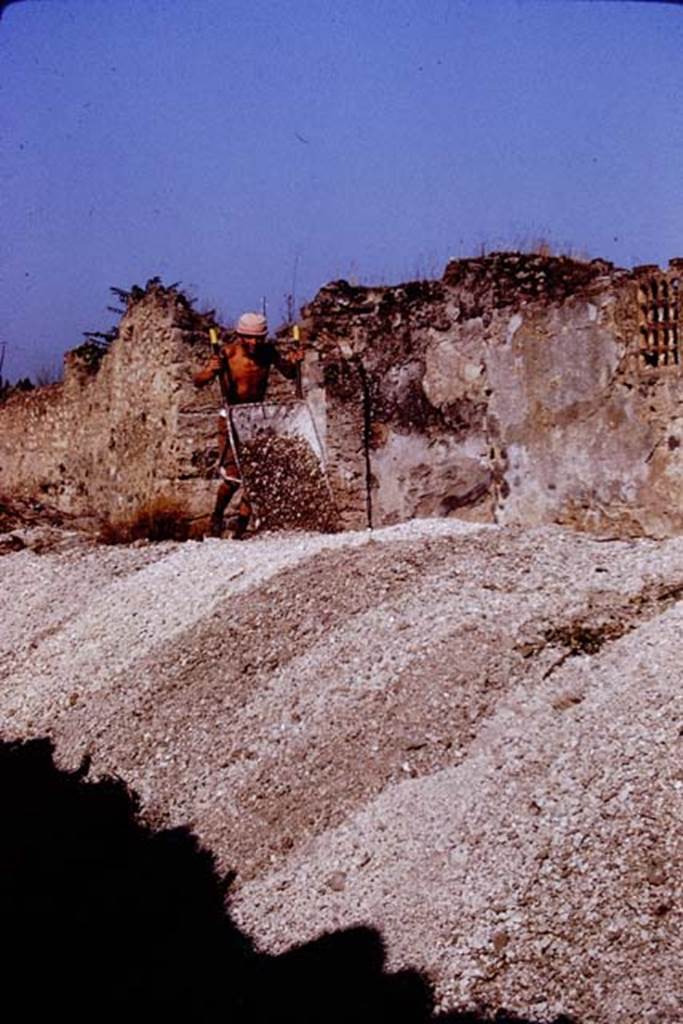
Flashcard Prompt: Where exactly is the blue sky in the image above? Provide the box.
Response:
[1,0,682,380]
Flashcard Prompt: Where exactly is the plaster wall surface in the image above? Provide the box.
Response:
[301,253,683,537]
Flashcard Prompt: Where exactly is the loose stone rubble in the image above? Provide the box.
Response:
[1,518,682,1023]
[239,432,339,533]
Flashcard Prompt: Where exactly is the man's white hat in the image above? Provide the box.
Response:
[236,312,268,336]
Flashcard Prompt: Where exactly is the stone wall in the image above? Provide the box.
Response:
[2,256,683,537]
[300,253,683,537]
[0,283,228,525]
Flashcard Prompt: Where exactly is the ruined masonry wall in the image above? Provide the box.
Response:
[301,254,683,537]
[3,256,683,538]
[0,287,221,523]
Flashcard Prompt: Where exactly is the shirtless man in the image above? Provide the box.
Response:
[193,311,303,538]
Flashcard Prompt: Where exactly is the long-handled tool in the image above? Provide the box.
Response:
[291,323,303,399]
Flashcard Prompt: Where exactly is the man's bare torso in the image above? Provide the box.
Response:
[194,337,280,404]
[224,338,273,403]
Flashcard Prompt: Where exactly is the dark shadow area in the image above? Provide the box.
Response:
[0,736,575,1023]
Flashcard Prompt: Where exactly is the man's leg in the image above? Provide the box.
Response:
[230,493,251,540]
[210,478,238,537]
[212,422,253,539]
[212,447,253,538]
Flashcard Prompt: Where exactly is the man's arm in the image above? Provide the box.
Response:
[193,353,222,387]
[271,342,304,381]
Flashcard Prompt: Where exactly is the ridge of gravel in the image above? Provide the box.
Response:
[232,600,683,1022]
[2,517,683,1023]
[1,518,482,720]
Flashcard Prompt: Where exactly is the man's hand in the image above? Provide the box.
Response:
[286,323,307,364]
[193,351,224,387]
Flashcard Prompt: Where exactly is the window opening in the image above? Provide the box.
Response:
[637,274,681,368]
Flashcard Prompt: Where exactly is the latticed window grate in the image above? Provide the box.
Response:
[637,270,681,368]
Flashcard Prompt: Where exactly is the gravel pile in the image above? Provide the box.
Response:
[2,518,682,1022]
[239,431,339,533]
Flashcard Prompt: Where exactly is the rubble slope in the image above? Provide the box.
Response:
[1,519,682,1022]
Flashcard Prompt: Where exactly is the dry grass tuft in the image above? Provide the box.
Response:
[98,496,191,545]
[473,235,592,263]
